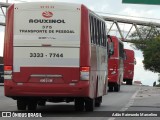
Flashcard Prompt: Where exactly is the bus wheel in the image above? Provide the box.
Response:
[126,79,132,85]
[129,79,133,85]
[75,98,84,111]
[28,101,37,110]
[85,98,94,112]
[38,100,46,106]
[17,100,27,110]
[126,80,130,85]
[95,97,102,107]
[108,86,113,92]
[114,84,120,92]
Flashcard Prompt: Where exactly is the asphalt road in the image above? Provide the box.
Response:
[0,84,160,120]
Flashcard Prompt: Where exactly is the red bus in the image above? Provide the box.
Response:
[123,49,135,85]
[0,64,4,83]
[108,36,124,92]
[4,2,112,111]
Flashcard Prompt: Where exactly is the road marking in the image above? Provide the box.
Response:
[108,117,116,120]
[107,87,140,120]
[120,87,140,111]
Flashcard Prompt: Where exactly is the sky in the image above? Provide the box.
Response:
[0,0,160,86]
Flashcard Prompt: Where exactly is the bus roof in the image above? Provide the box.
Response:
[14,2,82,10]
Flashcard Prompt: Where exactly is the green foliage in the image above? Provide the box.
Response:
[130,26,160,73]
[130,26,160,51]
[143,37,160,73]
[128,39,147,50]
[130,26,160,40]
[142,38,160,73]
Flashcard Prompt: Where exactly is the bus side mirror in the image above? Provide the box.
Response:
[134,58,136,65]
[109,42,114,56]
[123,51,127,60]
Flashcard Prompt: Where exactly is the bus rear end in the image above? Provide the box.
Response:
[123,49,135,85]
[4,2,92,111]
[0,64,4,83]
[108,36,124,92]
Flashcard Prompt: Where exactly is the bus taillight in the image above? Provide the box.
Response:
[4,66,12,80]
[80,67,90,80]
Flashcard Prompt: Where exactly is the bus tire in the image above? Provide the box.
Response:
[126,79,130,85]
[95,97,102,107]
[129,79,133,85]
[114,84,120,92]
[85,98,94,112]
[108,86,113,92]
[28,101,37,110]
[75,98,84,111]
[38,100,46,106]
[126,79,132,85]
[17,100,27,110]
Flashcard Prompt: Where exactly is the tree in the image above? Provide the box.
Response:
[130,26,160,73]
[130,26,160,50]
[142,38,160,73]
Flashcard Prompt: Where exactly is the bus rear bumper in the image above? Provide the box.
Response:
[4,80,89,98]
[123,75,133,81]
[108,75,119,84]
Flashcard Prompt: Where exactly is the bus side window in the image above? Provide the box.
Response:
[100,21,103,46]
[97,19,100,45]
[103,23,107,47]
[89,15,107,47]
[101,22,104,46]
[92,16,95,44]
[99,21,102,46]
[94,18,97,45]
[89,15,93,44]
